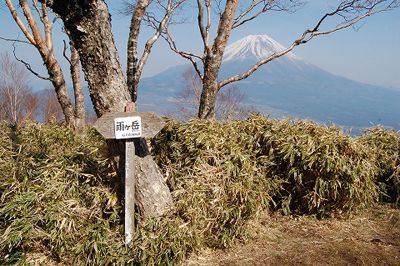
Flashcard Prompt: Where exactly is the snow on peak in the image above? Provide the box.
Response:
[223,35,298,62]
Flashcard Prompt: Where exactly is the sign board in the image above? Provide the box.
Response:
[94,110,165,246]
[114,116,142,139]
[94,112,164,139]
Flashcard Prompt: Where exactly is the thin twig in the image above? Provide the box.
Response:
[0,36,33,45]
[12,43,52,81]
[62,40,72,65]
[162,28,203,80]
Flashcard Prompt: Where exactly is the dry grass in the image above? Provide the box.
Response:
[1,116,399,265]
[186,205,400,266]
[153,115,379,217]
[0,123,129,265]
[358,127,400,205]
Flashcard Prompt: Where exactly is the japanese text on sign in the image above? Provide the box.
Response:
[114,116,142,139]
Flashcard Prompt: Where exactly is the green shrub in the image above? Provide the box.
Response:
[358,127,400,205]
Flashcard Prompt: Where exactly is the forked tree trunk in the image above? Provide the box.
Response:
[44,0,172,218]
[197,0,238,120]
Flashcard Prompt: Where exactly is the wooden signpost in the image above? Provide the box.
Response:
[93,109,165,245]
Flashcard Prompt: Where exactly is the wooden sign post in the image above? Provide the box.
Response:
[93,110,165,245]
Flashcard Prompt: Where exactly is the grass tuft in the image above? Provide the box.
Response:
[358,127,400,205]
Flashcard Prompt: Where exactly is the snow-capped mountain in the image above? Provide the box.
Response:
[223,35,298,62]
[139,35,400,132]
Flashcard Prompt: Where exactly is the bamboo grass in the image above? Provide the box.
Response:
[0,117,398,265]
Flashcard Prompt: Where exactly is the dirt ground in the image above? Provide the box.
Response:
[186,206,400,266]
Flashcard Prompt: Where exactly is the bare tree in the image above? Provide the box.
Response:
[0,53,32,125]
[215,86,256,120]
[164,0,399,119]
[3,0,85,129]
[24,91,39,121]
[40,0,185,218]
[126,0,185,104]
[40,88,64,123]
[172,68,255,120]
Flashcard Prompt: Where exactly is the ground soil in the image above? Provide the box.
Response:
[186,206,400,266]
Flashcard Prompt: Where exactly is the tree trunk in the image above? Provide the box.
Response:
[46,55,76,127]
[198,0,238,120]
[127,0,150,102]
[69,43,85,131]
[45,0,172,218]
[46,0,130,115]
[133,138,173,218]
[198,59,220,119]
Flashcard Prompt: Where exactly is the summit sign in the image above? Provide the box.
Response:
[93,110,165,245]
[114,116,142,139]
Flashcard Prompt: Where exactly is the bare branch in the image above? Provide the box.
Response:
[19,0,48,55]
[196,0,208,50]
[233,0,268,28]
[127,0,151,101]
[136,0,184,83]
[195,0,212,54]
[32,0,44,22]
[0,36,33,45]
[41,2,54,51]
[12,44,52,81]
[62,40,72,65]
[205,0,212,47]
[5,0,36,45]
[214,0,224,17]
[220,0,399,89]
[233,0,304,29]
[126,0,187,102]
[162,28,203,80]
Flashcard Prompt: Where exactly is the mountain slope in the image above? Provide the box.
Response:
[139,35,400,131]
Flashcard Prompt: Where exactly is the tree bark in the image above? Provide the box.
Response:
[69,42,85,131]
[198,0,238,119]
[198,59,220,119]
[44,0,172,218]
[127,0,150,102]
[45,0,130,116]
[133,138,173,218]
[47,55,76,126]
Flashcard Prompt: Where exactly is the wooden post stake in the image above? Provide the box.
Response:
[125,139,135,244]
[125,102,135,245]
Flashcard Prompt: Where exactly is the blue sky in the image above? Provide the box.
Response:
[1,0,399,90]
